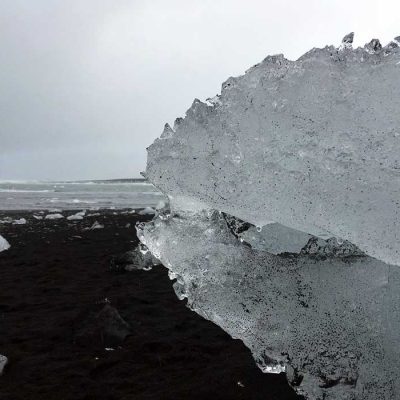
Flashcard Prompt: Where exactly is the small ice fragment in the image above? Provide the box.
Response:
[0,355,8,375]
[33,215,43,220]
[13,218,27,225]
[342,32,354,44]
[45,213,64,220]
[138,207,155,215]
[89,221,104,230]
[67,211,86,221]
[339,32,354,50]
[104,348,115,351]
[262,365,286,374]
[139,244,149,255]
[110,244,159,272]
[365,38,382,53]
[0,235,10,253]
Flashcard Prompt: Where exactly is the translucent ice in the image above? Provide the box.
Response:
[145,35,400,267]
[0,354,8,375]
[67,210,86,220]
[0,235,10,253]
[138,210,399,400]
[239,223,314,254]
[45,213,64,220]
[238,222,364,257]
[139,35,400,400]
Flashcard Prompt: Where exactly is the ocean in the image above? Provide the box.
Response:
[0,180,164,210]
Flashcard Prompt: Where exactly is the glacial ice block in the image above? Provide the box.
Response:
[138,211,400,400]
[139,35,400,400]
[145,36,400,266]
[239,223,314,254]
[138,210,400,400]
[239,222,364,256]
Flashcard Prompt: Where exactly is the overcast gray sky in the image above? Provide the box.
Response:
[1,0,399,181]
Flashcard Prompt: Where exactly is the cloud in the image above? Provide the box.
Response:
[0,0,399,179]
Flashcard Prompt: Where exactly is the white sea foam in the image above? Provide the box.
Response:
[0,189,54,193]
[70,199,97,204]
[0,181,165,210]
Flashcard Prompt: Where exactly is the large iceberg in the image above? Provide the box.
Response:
[138,34,400,399]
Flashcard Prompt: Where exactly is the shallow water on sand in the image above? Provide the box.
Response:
[0,180,164,210]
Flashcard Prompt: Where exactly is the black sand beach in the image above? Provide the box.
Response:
[0,210,300,400]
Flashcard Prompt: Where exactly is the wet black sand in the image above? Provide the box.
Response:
[0,210,300,400]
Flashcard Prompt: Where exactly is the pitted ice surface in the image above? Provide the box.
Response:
[146,35,400,266]
[138,210,399,400]
[139,35,400,400]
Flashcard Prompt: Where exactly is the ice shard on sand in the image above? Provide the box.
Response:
[137,34,400,399]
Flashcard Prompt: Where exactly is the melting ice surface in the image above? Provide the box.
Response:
[138,34,400,399]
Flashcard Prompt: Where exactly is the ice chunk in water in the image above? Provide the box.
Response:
[139,35,400,400]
